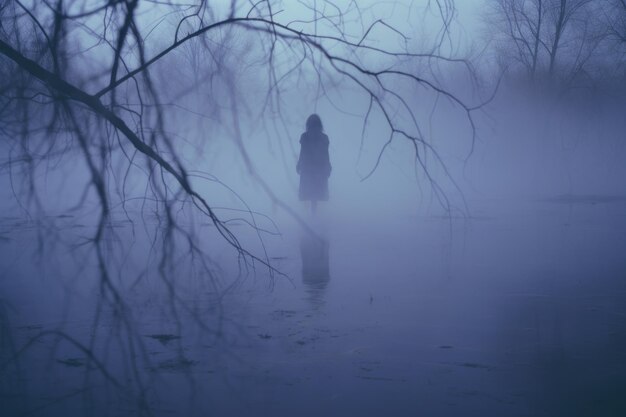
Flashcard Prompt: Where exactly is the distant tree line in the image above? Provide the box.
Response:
[484,0,626,88]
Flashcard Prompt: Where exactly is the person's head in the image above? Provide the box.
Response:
[306,114,323,133]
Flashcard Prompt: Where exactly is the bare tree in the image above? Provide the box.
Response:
[544,0,592,76]
[487,0,545,79]
[605,0,626,44]
[0,0,483,275]
[0,1,486,413]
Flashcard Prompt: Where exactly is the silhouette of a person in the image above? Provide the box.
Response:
[296,114,331,213]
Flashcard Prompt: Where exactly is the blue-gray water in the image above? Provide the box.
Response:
[1,196,625,417]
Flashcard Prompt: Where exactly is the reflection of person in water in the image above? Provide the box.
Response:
[300,234,330,308]
[296,114,331,214]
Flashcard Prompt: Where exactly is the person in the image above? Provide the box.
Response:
[296,114,331,213]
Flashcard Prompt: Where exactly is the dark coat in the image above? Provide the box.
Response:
[297,131,331,201]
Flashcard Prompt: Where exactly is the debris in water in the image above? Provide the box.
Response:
[145,334,181,346]
[57,358,85,368]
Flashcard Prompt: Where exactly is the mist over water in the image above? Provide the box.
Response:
[1,1,626,416]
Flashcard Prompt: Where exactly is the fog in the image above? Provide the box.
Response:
[1,1,625,416]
